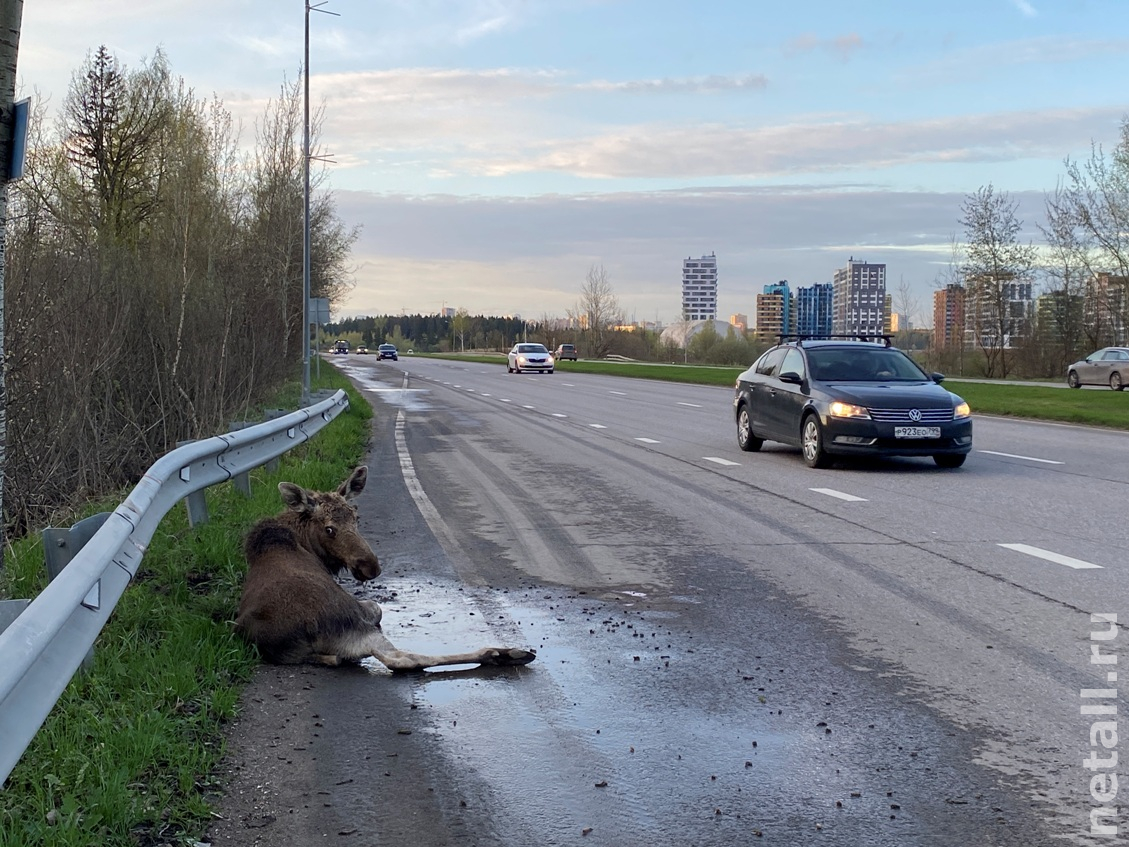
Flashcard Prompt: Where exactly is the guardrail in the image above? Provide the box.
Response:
[0,388,350,786]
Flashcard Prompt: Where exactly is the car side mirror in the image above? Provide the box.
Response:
[931,372,945,383]
[778,371,803,385]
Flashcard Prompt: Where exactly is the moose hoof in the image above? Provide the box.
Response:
[484,647,536,666]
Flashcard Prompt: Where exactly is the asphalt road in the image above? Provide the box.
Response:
[209,355,1128,846]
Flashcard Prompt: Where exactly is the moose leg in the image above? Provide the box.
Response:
[331,627,535,672]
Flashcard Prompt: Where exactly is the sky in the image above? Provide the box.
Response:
[17,0,1129,326]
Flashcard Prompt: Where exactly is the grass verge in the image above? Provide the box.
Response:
[0,367,371,847]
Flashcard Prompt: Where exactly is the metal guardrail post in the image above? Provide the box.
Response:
[0,600,29,635]
[176,440,210,527]
[41,513,112,673]
[263,410,287,473]
[227,422,253,497]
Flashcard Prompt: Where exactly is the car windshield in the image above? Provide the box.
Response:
[517,344,547,353]
[807,347,928,381]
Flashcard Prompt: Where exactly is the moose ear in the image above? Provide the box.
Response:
[337,466,368,500]
[279,482,314,513]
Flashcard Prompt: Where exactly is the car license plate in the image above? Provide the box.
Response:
[894,426,940,439]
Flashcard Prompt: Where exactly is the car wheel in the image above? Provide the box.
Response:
[801,414,832,469]
[934,454,966,468]
[507,366,513,373]
[736,406,763,452]
[548,369,554,374]
[1067,370,1081,388]
[1111,372,1124,391]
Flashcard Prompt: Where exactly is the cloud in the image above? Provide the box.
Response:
[1010,0,1038,17]
[581,74,769,94]
[439,107,1123,180]
[784,32,865,61]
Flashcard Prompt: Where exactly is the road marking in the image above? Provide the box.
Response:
[609,390,627,395]
[589,424,607,429]
[998,543,1103,570]
[810,488,868,502]
[552,413,567,418]
[703,457,740,466]
[500,398,512,403]
[979,450,1063,464]
[480,393,491,396]
[522,405,535,409]
[635,437,660,444]
[678,402,702,408]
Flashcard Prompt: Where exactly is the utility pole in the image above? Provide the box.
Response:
[0,1,24,571]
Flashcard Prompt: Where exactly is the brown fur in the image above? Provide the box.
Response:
[235,466,536,672]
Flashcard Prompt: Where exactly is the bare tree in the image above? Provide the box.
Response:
[571,263,622,359]
[959,184,1038,377]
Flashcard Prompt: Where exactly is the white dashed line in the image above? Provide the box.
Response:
[552,413,567,418]
[979,450,1063,465]
[589,424,607,429]
[998,543,1102,570]
[635,438,660,444]
[678,402,702,408]
[609,390,627,395]
[522,405,535,410]
[500,398,512,403]
[810,488,868,502]
[702,457,740,466]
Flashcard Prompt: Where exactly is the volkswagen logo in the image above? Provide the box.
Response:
[908,408,922,422]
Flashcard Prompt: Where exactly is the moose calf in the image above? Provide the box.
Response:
[235,466,536,672]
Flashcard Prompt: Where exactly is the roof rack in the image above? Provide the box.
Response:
[776,333,892,348]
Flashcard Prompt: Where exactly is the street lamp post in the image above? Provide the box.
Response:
[303,1,338,404]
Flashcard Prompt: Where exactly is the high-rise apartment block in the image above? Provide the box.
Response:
[795,283,834,337]
[755,282,794,341]
[933,284,965,348]
[832,257,886,336]
[682,253,718,321]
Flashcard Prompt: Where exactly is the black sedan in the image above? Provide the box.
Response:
[733,337,972,468]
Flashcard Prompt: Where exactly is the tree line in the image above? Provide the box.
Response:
[4,46,355,535]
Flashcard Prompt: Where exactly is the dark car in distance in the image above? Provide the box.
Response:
[554,343,578,361]
[377,344,398,361]
[733,336,973,469]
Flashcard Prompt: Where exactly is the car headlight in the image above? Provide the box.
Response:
[828,400,870,419]
[954,401,971,419]
[517,356,527,364]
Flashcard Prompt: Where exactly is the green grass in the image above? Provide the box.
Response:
[0,368,371,847]
[429,353,1129,431]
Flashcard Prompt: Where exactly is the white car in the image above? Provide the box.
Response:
[507,343,555,374]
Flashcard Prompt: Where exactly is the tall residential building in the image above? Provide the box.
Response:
[964,272,1034,348]
[933,284,965,348]
[795,282,834,336]
[755,282,794,341]
[832,257,887,336]
[682,253,718,321]
[1086,273,1128,344]
[729,313,748,334]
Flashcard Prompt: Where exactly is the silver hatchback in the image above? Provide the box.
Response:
[1066,347,1129,390]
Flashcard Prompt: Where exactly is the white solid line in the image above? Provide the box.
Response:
[589,424,607,429]
[703,457,740,466]
[678,402,702,408]
[998,543,1103,570]
[979,450,1063,465]
[635,437,660,444]
[810,488,868,502]
[552,413,567,418]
